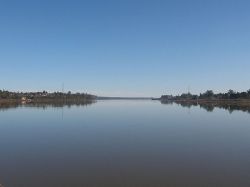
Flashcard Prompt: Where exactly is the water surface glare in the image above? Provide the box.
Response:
[1,100,250,187]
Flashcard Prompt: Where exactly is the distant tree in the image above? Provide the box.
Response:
[180,93,193,99]
[239,92,248,98]
[192,95,198,100]
[1,91,9,99]
[205,90,214,97]
[227,89,237,99]
[228,89,235,95]
[200,90,214,99]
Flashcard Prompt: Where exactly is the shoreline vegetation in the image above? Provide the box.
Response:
[159,89,250,102]
[0,90,97,105]
[158,89,250,113]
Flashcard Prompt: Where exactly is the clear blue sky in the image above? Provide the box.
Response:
[0,0,250,97]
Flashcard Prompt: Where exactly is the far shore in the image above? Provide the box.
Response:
[0,98,95,105]
[1,98,250,106]
[164,99,250,106]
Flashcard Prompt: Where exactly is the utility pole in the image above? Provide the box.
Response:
[62,82,66,102]
[188,85,191,94]
[62,82,64,94]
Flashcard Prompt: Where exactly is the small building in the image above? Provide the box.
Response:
[21,97,27,101]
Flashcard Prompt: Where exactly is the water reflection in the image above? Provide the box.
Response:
[0,100,96,111]
[161,100,250,113]
[1,100,250,187]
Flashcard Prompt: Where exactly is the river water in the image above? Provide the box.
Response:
[0,100,250,187]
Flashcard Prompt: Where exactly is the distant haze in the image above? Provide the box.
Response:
[1,0,250,97]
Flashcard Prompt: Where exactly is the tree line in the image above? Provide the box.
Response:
[0,90,96,101]
[161,89,250,101]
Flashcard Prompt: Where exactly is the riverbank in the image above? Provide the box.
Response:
[0,98,95,104]
[0,99,19,104]
[160,99,250,113]
[171,99,250,106]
